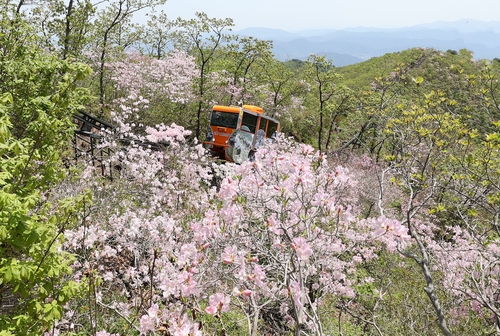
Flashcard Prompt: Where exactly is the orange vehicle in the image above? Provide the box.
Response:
[203,105,280,163]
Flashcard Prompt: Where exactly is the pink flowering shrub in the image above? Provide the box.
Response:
[200,136,410,334]
[105,50,199,130]
[412,219,500,326]
[107,50,198,104]
[58,116,412,335]
[52,86,417,335]
[62,95,215,334]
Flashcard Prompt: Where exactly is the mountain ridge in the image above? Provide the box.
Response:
[234,20,500,66]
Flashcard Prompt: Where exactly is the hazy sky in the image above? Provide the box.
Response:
[155,0,500,31]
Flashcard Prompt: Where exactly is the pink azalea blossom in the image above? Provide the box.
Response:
[96,332,119,336]
[139,304,159,334]
[372,216,410,240]
[205,292,230,315]
[291,237,313,260]
[221,245,237,264]
[243,289,252,297]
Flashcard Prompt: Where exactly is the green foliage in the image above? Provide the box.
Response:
[335,48,430,90]
[255,57,309,120]
[0,13,91,335]
[173,12,236,138]
[22,0,96,60]
[302,55,351,152]
[284,58,306,71]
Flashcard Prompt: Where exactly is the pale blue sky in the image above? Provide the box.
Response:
[155,0,500,31]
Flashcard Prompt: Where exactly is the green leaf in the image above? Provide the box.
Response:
[43,301,62,320]
[0,225,8,240]
[2,267,11,283]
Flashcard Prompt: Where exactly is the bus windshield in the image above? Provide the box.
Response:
[210,111,239,128]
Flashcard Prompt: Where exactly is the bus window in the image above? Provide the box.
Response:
[210,111,239,128]
[241,112,258,133]
[259,119,267,131]
[266,121,278,138]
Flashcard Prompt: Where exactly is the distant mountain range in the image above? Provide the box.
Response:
[234,19,500,67]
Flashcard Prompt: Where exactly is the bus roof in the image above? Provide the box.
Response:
[242,105,263,114]
[260,114,280,124]
[212,105,240,113]
[212,105,264,114]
